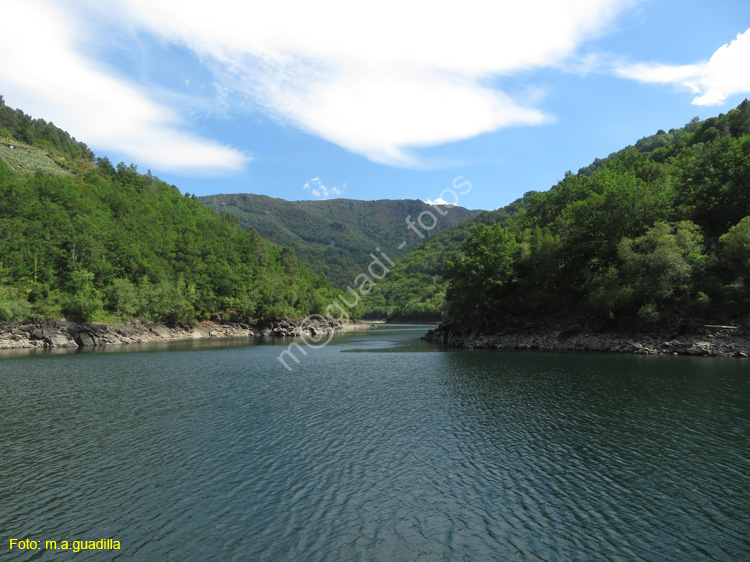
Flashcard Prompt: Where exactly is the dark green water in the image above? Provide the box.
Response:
[1,325,748,561]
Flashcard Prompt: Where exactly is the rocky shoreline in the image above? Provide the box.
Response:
[0,317,367,350]
[423,316,750,358]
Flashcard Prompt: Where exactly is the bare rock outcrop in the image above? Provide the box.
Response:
[0,317,346,350]
[423,316,750,358]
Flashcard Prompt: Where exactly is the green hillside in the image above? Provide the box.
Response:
[0,96,339,324]
[443,100,750,325]
[363,198,532,321]
[5,89,746,328]
[199,194,482,288]
[0,137,74,177]
[366,100,750,324]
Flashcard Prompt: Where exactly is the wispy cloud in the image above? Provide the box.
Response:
[303,177,345,200]
[109,0,633,166]
[0,0,248,174]
[615,28,750,106]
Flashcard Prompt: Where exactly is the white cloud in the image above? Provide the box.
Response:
[615,29,750,106]
[424,197,456,206]
[303,177,345,200]
[109,0,632,165]
[0,0,248,174]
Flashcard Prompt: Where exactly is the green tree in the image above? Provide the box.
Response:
[719,216,750,277]
[674,135,750,236]
[103,278,139,319]
[588,222,708,318]
[0,286,35,323]
[718,216,750,309]
[444,224,518,316]
[62,269,104,322]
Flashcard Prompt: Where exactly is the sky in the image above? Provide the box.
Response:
[1,0,749,211]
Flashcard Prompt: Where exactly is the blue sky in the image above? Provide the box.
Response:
[1,0,749,211]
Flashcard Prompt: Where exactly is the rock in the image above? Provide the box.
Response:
[688,342,710,356]
[1,319,311,349]
[423,317,750,359]
[45,334,74,347]
[150,325,172,338]
[73,330,96,347]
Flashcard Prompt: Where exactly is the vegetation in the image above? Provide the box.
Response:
[0,96,340,324]
[0,137,73,177]
[442,100,750,325]
[199,194,481,288]
[362,199,530,321]
[4,91,747,328]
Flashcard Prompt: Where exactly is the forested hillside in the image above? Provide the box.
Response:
[4,92,747,328]
[0,96,339,324]
[443,100,750,325]
[0,95,93,163]
[363,198,531,321]
[199,194,481,288]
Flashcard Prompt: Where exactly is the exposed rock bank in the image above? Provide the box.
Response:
[0,317,351,350]
[423,317,750,358]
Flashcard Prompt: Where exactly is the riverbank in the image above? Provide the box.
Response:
[0,317,371,350]
[423,316,750,358]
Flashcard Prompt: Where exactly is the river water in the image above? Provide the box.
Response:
[1,325,748,561]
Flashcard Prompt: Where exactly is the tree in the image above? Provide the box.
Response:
[719,216,750,277]
[674,136,750,236]
[588,222,708,318]
[444,223,518,316]
[280,246,299,276]
[62,269,103,322]
[718,216,750,310]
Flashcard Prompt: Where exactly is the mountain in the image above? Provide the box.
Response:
[199,194,482,288]
[5,90,747,328]
[0,95,339,324]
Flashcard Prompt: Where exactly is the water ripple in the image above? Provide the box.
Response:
[1,330,749,561]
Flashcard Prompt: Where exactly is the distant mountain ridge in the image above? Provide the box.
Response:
[199,193,483,288]
[363,197,533,321]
